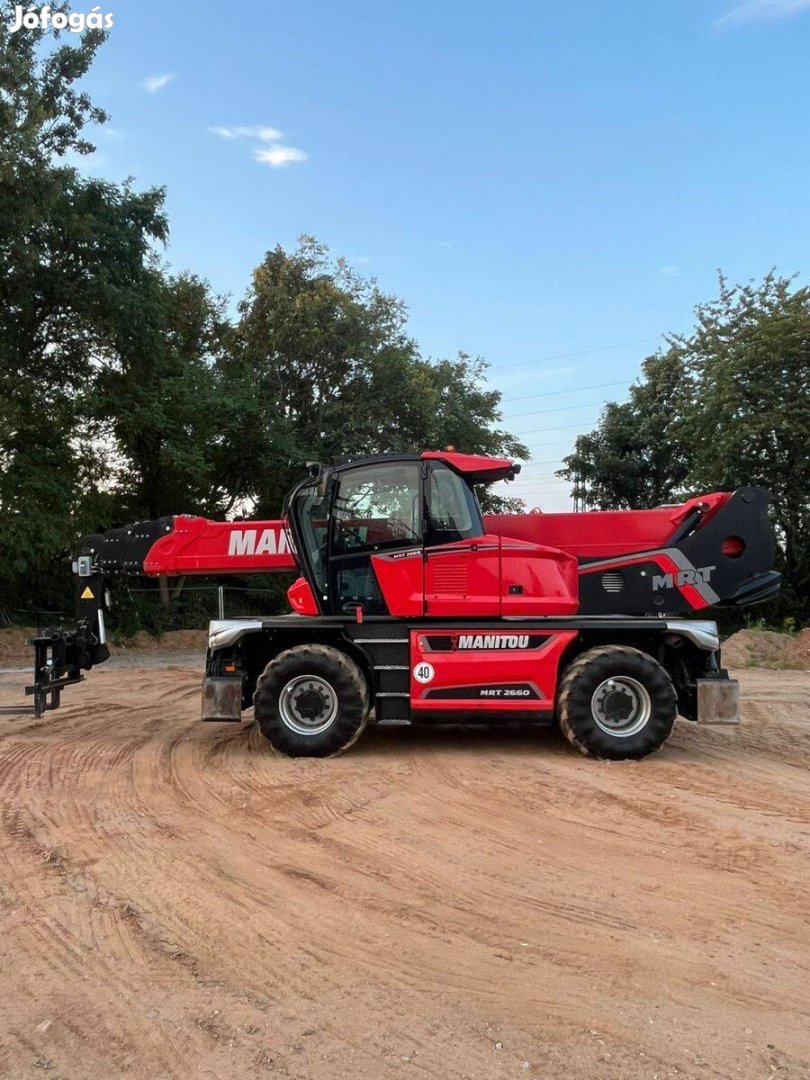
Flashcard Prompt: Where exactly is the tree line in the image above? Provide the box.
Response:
[560,273,810,623]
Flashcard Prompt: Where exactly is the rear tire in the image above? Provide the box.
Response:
[253,644,370,758]
[557,645,677,760]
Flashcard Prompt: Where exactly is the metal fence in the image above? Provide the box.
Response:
[0,586,287,629]
[0,605,69,627]
[123,585,286,620]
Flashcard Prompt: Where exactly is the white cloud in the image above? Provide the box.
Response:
[101,126,125,140]
[241,125,284,142]
[254,145,307,167]
[208,125,283,141]
[716,0,810,27]
[660,264,680,277]
[208,125,238,139]
[209,123,307,169]
[143,73,175,93]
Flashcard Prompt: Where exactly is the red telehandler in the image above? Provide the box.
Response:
[15,451,779,760]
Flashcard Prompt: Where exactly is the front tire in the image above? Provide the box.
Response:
[253,644,370,758]
[557,645,677,760]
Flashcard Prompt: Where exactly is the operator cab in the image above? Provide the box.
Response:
[287,453,497,616]
[286,450,577,619]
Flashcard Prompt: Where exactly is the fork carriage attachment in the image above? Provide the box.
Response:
[0,627,105,719]
[2,560,111,718]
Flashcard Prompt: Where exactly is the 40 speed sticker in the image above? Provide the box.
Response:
[412,661,435,684]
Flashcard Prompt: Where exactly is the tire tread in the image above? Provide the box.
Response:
[254,644,369,758]
[557,645,677,760]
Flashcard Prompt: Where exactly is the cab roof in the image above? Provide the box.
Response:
[421,450,520,483]
[322,450,520,484]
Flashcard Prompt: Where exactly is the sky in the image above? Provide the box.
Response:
[67,0,810,510]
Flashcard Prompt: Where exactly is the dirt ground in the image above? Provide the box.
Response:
[0,663,808,1080]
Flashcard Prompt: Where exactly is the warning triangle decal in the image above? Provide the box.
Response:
[80,586,95,600]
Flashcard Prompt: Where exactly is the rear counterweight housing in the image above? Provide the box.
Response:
[573,487,779,617]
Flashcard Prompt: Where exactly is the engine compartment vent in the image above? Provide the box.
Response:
[601,571,625,593]
[432,561,468,594]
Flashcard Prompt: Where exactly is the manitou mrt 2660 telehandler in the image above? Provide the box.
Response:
[19,451,779,760]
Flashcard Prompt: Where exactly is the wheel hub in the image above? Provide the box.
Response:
[293,687,330,721]
[591,676,652,737]
[601,688,634,723]
[279,676,339,735]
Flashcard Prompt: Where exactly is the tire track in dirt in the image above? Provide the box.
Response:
[1,664,810,1079]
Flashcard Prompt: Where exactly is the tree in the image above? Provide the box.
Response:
[558,272,810,620]
[679,273,810,618]
[92,271,231,520]
[559,350,694,509]
[225,238,528,517]
[0,2,168,610]
[0,0,106,163]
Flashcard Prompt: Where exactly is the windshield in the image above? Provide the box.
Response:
[425,464,484,545]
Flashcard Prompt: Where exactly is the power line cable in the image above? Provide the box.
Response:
[510,405,607,436]
[507,399,610,421]
[491,336,661,372]
[501,477,570,486]
[509,399,608,422]
[500,379,628,404]
[513,458,563,466]
[511,419,604,436]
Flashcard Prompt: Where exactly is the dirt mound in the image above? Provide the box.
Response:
[723,629,794,668]
[113,628,208,652]
[0,627,34,665]
[723,627,810,670]
[787,627,810,667]
[0,626,208,667]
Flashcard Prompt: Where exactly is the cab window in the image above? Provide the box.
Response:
[332,463,422,555]
[426,464,484,546]
[294,484,329,597]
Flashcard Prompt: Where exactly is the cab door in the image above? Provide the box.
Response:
[423,463,500,616]
[328,461,423,615]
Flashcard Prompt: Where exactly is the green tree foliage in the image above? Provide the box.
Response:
[223,238,528,517]
[681,274,810,617]
[560,272,810,618]
[0,2,168,610]
[560,350,694,510]
[91,272,231,520]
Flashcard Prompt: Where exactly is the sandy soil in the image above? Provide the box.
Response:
[0,664,808,1080]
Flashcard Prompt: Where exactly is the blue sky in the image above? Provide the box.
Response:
[73,0,810,509]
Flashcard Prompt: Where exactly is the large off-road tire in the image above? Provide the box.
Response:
[557,645,677,760]
[253,644,370,758]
